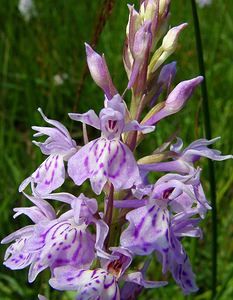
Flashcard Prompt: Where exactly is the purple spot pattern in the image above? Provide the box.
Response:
[68,137,140,194]
[50,268,120,300]
[29,220,95,281]
[30,154,65,195]
[121,204,170,256]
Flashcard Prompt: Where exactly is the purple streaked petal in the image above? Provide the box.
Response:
[28,221,95,282]
[49,266,120,300]
[69,110,100,130]
[120,204,169,256]
[107,141,141,191]
[21,154,65,195]
[32,108,77,156]
[4,250,35,270]
[68,138,141,194]
[170,252,198,294]
[1,225,35,244]
[68,139,107,194]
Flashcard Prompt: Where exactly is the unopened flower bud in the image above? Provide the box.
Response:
[126,5,140,38]
[144,76,203,125]
[85,43,117,99]
[140,0,157,22]
[162,23,187,52]
[159,0,171,15]
[165,76,203,111]
[132,23,151,61]
[157,61,177,86]
[148,23,187,74]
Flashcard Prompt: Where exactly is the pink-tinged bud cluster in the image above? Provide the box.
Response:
[2,1,232,299]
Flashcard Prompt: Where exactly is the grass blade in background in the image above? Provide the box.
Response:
[191,0,217,298]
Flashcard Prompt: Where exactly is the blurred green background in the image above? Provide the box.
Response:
[0,0,232,299]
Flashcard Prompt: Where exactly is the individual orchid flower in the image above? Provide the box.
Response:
[115,170,211,218]
[49,247,166,300]
[50,266,120,300]
[1,192,111,283]
[150,170,211,218]
[1,193,56,273]
[119,181,201,294]
[19,108,78,195]
[170,137,233,163]
[139,137,233,174]
[68,94,154,194]
[157,212,200,294]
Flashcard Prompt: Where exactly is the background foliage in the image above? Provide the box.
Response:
[0,0,232,299]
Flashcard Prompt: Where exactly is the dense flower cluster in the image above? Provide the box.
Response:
[2,1,231,299]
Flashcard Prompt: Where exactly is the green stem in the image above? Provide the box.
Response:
[191,1,217,297]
